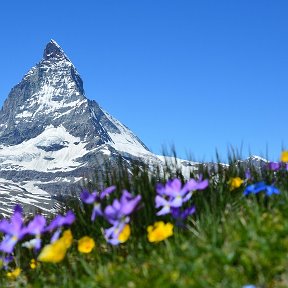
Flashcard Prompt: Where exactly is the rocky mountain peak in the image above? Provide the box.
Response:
[0,40,156,216]
[43,39,70,61]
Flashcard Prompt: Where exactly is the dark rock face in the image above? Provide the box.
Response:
[0,41,106,146]
[0,40,158,216]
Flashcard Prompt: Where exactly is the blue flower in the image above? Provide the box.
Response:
[243,182,266,196]
[243,182,280,197]
[266,185,280,196]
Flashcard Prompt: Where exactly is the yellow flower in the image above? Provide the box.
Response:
[62,229,73,248]
[78,236,95,253]
[7,267,21,278]
[147,221,173,243]
[30,259,38,269]
[38,230,73,263]
[228,177,244,191]
[281,151,288,162]
[38,239,67,263]
[118,224,131,243]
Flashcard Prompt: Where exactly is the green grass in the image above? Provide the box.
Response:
[1,155,288,287]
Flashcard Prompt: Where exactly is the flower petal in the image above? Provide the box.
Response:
[100,186,116,199]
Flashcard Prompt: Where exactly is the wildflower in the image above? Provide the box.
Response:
[7,267,21,278]
[147,221,173,243]
[243,182,266,196]
[38,239,67,263]
[155,178,208,216]
[245,169,252,180]
[281,151,288,162]
[104,221,126,245]
[104,190,141,225]
[45,211,75,243]
[171,205,196,225]
[25,215,46,235]
[267,162,281,171]
[103,190,141,245]
[78,236,95,253]
[266,185,280,196]
[81,186,116,221]
[0,205,27,253]
[104,223,131,245]
[186,176,209,191]
[156,179,192,206]
[22,215,46,250]
[22,238,42,250]
[61,229,73,248]
[38,230,73,263]
[118,224,131,243]
[45,211,75,232]
[0,255,13,270]
[228,177,244,191]
[30,259,38,269]
[243,182,280,197]
[154,196,172,216]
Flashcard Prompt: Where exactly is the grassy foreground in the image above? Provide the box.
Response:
[1,153,288,288]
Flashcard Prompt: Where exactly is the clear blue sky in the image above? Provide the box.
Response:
[0,0,287,162]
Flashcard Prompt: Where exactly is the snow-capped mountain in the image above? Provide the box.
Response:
[0,40,266,216]
[0,40,164,216]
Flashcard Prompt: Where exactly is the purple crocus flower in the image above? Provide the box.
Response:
[22,215,46,250]
[45,210,75,242]
[104,190,141,225]
[155,178,208,216]
[81,186,116,221]
[243,182,280,197]
[0,205,27,254]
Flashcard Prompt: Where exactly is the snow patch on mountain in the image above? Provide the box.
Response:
[0,178,57,217]
[103,110,152,158]
[0,125,87,172]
